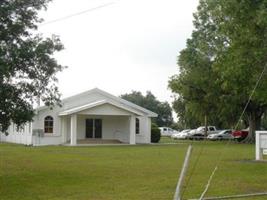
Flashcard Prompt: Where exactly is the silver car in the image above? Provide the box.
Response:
[207,130,233,140]
[171,129,191,139]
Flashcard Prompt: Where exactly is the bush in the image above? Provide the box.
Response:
[151,123,161,143]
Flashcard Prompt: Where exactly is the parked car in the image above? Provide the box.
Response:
[189,126,220,136]
[188,133,205,140]
[207,130,233,140]
[159,127,178,136]
[232,128,249,141]
[171,129,191,140]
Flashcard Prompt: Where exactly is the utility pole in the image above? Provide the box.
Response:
[204,114,208,137]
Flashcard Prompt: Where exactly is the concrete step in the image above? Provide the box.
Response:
[77,139,122,144]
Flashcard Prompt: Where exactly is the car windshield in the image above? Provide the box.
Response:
[196,127,205,131]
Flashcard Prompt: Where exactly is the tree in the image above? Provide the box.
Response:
[170,0,267,142]
[212,0,267,142]
[151,123,161,143]
[262,112,267,130]
[121,91,173,127]
[0,0,64,133]
[169,3,231,131]
[171,97,202,129]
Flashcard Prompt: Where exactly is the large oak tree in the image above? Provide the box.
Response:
[0,0,64,133]
[170,0,267,142]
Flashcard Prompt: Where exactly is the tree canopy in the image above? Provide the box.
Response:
[0,0,64,133]
[169,0,267,141]
[120,91,173,127]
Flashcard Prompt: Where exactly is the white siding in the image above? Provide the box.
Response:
[0,122,32,145]
[102,116,130,143]
[136,117,151,143]
[1,89,154,145]
[33,109,61,136]
[32,135,63,146]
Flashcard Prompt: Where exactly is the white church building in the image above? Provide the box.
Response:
[0,88,157,146]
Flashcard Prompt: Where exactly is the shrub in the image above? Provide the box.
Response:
[151,123,161,143]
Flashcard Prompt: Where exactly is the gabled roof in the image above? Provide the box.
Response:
[58,99,144,116]
[92,88,158,117]
[37,88,158,117]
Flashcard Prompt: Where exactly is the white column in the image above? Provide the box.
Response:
[129,115,136,144]
[61,117,67,143]
[70,114,77,145]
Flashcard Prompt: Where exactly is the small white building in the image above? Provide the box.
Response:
[255,131,267,160]
[0,88,157,146]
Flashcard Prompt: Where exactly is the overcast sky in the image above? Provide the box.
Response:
[38,0,198,104]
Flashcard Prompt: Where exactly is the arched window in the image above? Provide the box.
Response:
[44,116,53,133]
[135,118,140,134]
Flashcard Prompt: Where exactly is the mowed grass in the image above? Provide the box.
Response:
[0,143,186,200]
[161,137,267,200]
[0,140,267,200]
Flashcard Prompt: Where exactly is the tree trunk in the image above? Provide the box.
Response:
[244,110,262,143]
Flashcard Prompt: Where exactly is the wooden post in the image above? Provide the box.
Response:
[204,114,208,137]
[173,145,192,200]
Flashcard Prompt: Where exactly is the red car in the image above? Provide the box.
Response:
[232,128,249,141]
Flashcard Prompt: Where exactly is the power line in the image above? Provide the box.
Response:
[199,166,218,200]
[39,2,116,26]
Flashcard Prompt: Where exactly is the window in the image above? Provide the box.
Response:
[44,116,53,133]
[209,127,215,131]
[135,118,140,134]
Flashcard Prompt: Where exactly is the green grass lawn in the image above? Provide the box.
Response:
[0,140,266,200]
